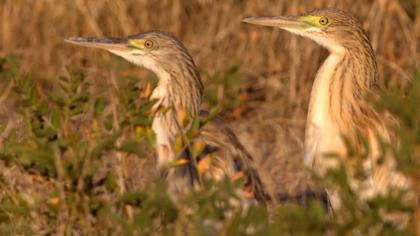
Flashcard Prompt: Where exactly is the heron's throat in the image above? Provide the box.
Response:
[305,47,379,167]
[150,66,203,168]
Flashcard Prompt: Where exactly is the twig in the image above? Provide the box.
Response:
[377,56,412,83]
[0,80,14,105]
[108,71,133,220]
[0,118,15,152]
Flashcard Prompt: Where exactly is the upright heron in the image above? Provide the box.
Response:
[65,31,269,202]
[243,9,408,208]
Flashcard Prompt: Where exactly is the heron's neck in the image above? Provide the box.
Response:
[308,45,379,142]
[150,66,203,168]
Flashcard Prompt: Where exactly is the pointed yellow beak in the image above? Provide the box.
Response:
[64,37,131,52]
[242,16,307,30]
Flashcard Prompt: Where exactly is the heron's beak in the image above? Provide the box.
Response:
[242,16,307,31]
[64,36,132,52]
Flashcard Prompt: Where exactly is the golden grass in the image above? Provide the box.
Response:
[0,0,419,202]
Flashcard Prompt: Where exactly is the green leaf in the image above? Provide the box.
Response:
[118,140,146,157]
[105,173,118,192]
[94,97,106,117]
[50,108,61,129]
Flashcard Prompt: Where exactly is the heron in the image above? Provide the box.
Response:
[243,9,408,208]
[65,30,269,203]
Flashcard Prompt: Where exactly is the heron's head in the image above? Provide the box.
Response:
[243,9,368,54]
[65,30,197,77]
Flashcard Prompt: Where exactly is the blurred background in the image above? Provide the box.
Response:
[0,0,419,196]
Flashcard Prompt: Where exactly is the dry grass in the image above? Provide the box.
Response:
[0,0,419,222]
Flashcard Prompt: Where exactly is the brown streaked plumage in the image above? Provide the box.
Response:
[243,9,409,208]
[65,30,270,202]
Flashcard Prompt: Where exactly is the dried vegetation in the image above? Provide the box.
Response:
[0,0,419,235]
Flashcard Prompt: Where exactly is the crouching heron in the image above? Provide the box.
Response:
[65,30,270,203]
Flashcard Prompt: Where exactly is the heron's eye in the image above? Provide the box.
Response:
[144,40,154,49]
[319,17,329,25]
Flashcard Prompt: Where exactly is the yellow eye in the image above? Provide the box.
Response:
[319,16,329,25]
[144,40,154,49]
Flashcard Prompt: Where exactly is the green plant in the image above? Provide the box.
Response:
[0,55,418,235]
